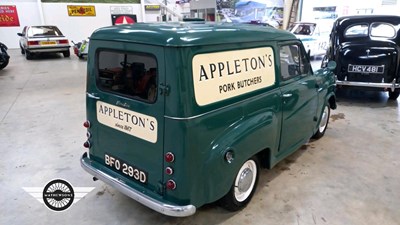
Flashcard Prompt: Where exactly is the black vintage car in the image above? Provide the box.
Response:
[322,15,400,100]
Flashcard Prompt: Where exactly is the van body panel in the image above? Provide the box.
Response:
[82,22,336,216]
[163,42,280,118]
[163,89,282,206]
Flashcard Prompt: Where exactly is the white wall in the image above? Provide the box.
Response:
[0,1,143,49]
[145,10,162,22]
[41,3,143,46]
[0,0,42,49]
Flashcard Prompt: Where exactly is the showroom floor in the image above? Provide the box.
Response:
[0,49,399,225]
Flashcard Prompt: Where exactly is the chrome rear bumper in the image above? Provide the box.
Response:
[336,78,400,91]
[27,47,70,53]
[80,153,196,217]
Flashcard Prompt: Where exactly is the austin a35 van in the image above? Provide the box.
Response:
[81,22,337,217]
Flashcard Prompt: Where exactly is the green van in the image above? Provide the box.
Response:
[81,22,337,217]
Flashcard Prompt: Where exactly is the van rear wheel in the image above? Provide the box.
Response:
[219,157,259,211]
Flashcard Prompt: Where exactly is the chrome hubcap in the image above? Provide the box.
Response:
[238,168,253,193]
[234,160,257,202]
[319,106,329,132]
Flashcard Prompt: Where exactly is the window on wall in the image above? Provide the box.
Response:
[279,44,310,80]
[97,51,158,103]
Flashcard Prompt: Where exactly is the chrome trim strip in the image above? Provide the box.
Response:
[86,92,100,100]
[164,113,209,121]
[80,153,196,217]
[165,90,278,120]
[336,80,400,92]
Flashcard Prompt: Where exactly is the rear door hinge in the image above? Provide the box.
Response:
[160,83,170,96]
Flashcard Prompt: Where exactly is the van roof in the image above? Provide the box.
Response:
[90,22,296,47]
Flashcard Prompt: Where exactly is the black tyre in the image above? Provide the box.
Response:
[0,58,9,70]
[63,50,70,57]
[25,51,33,60]
[20,45,25,55]
[219,157,259,211]
[388,90,400,100]
[312,103,330,139]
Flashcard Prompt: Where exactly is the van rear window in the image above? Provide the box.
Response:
[97,51,157,103]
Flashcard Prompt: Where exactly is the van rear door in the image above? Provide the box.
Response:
[86,41,165,194]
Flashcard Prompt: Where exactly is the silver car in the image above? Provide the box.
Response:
[17,26,70,60]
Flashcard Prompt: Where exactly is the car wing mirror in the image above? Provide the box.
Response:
[327,61,336,71]
[307,49,311,59]
[17,33,23,37]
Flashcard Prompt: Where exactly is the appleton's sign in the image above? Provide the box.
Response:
[67,5,96,16]
[192,47,276,106]
[96,101,158,143]
[0,5,20,27]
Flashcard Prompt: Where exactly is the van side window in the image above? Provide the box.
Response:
[279,44,310,80]
[97,51,158,103]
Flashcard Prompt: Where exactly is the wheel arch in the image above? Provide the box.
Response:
[200,113,278,205]
[328,93,337,110]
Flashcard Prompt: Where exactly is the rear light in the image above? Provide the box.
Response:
[165,152,175,163]
[86,131,91,138]
[28,41,39,46]
[165,167,174,175]
[58,39,69,44]
[83,121,90,128]
[166,180,176,190]
[83,141,91,148]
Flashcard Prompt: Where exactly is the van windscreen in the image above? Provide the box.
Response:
[97,51,158,103]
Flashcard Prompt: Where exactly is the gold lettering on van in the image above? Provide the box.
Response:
[192,47,275,106]
[96,101,157,143]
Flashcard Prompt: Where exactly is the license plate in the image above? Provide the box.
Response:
[40,41,57,45]
[104,153,148,183]
[348,64,384,74]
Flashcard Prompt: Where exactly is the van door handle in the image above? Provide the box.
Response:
[87,92,100,100]
[282,93,292,98]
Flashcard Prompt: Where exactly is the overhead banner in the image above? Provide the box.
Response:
[216,0,284,28]
[0,5,20,27]
[67,5,96,16]
[111,14,137,25]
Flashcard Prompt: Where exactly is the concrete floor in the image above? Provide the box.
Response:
[1,49,399,225]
